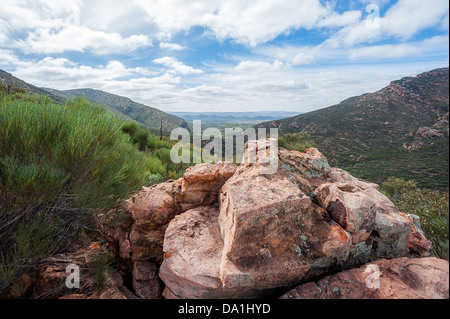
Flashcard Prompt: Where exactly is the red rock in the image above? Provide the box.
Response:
[280,257,449,299]
[175,162,237,211]
[315,182,377,243]
[399,213,433,257]
[132,261,162,299]
[159,205,229,298]
[130,181,180,228]
[160,140,413,298]
[88,271,138,299]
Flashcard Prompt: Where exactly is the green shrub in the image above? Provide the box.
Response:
[0,93,150,292]
[121,121,140,137]
[279,132,313,152]
[147,156,167,176]
[89,253,113,291]
[381,177,449,260]
[132,129,150,151]
[380,177,417,202]
[145,173,165,186]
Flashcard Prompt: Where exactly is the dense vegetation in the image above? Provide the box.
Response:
[381,177,449,260]
[0,85,191,293]
[278,132,313,152]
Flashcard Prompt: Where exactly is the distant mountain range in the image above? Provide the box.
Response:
[256,67,449,190]
[0,69,189,133]
[168,111,301,123]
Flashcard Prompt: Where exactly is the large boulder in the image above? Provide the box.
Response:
[159,139,433,299]
[280,257,449,299]
[99,162,236,265]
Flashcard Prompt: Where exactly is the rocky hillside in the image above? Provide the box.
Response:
[48,88,189,133]
[256,67,449,190]
[0,69,65,104]
[22,139,448,299]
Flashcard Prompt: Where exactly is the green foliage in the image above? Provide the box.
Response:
[379,177,418,203]
[278,132,314,152]
[147,156,167,176]
[132,129,150,151]
[121,121,195,180]
[0,92,150,292]
[145,173,165,186]
[147,133,170,150]
[89,253,113,291]
[381,177,449,260]
[0,213,64,292]
[121,121,139,137]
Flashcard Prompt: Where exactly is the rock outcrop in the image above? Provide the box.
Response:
[156,139,432,298]
[100,139,437,299]
[280,257,449,299]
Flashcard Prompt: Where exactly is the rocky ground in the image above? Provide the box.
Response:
[7,139,447,299]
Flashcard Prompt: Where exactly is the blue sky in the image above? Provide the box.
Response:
[0,0,448,112]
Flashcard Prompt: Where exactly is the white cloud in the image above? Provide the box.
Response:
[153,56,203,75]
[234,60,284,72]
[135,0,361,46]
[15,26,151,55]
[349,35,449,59]
[159,42,186,51]
[7,57,155,90]
[327,0,449,47]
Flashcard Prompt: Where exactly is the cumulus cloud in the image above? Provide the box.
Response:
[15,26,151,54]
[326,0,449,47]
[159,42,186,51]
[135,0,361,46]
[153,56,203,75]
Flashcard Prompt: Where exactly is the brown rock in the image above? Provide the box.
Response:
[399,213,433,257]
[315,182,377,243]
[280,257,449,299]
[175,162,237,211]
[0,273,34,299]
[88,271,138,299]
[100,162,237,265]
[159,205,229,298]
[132,261,162,299]
[161,139,413,298]
[130,181,180,228]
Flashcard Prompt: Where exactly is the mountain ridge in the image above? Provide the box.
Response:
[0,69,188,133]
[48,88,190,132]
[255,67,449,190]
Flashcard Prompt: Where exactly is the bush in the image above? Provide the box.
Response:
[147,156,166,176]
[0,93,150,291]
[121,122,140,137]
[278,132,313,152]
[132,129,150,151]
[381,177,449,260]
